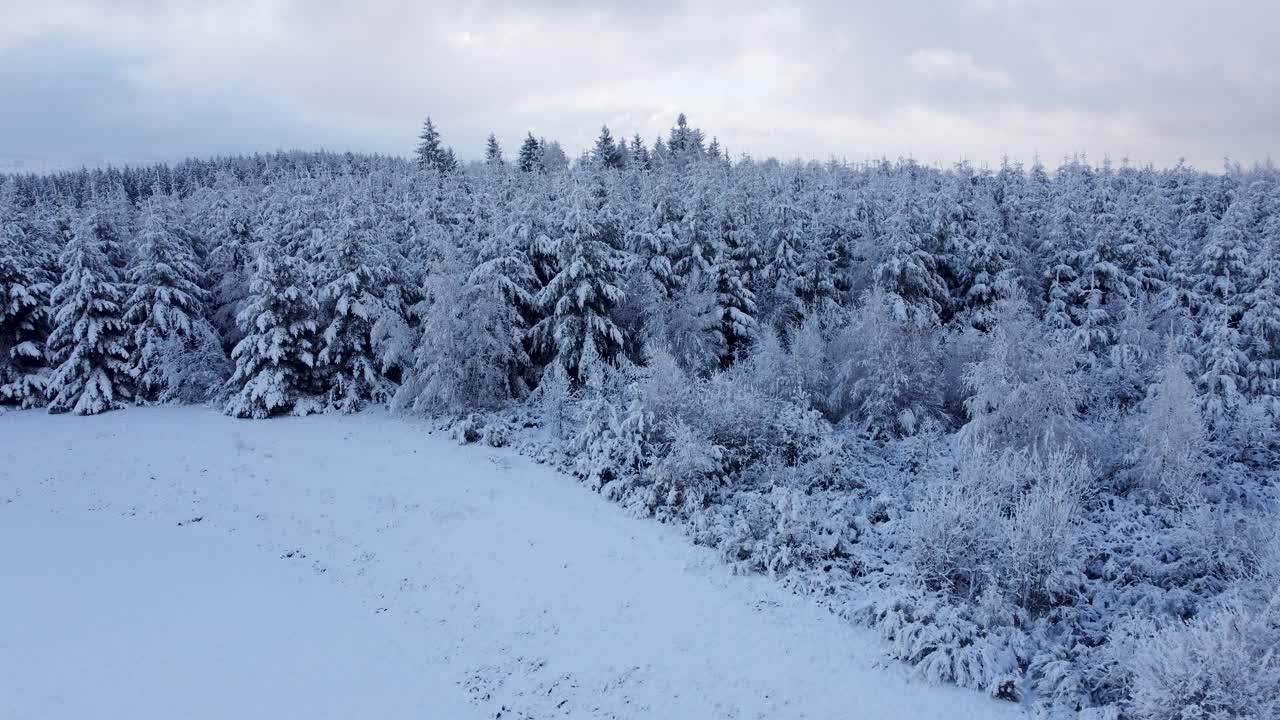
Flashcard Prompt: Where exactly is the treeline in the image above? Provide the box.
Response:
[1,115,1278,717]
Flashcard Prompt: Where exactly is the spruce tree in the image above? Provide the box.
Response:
[0,189,51,407]
[415,116,453,173]
[202,172,257,347]
[1042,174,1088,331]
[1070,171,1130,357]
[593,125,624,169]
[1240,241,1280,415]
[124,191,207,402]
[484,132,504,166]
[764,190,808,326]
[532,184,627,383]
[399,248,533,413]
[1195,199,1253,426]
[224,245,321,418]
[711,207,758,366]
[442,147,459,173]
[630,134,650,171]
[517,133,542,173]
[316,202,392,413]
[46,214,132,415]
[875,188,949,328]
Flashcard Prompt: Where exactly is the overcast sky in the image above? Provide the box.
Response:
[2,0,1277,172]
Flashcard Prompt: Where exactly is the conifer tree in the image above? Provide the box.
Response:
[0,188,50,406]
[1195,198,1253,426]
[630,134,650,171]
[46,214,132,415]
[1042,175,1088,331]
[415,116,454,173]
[442,147,459,173]
[484,133,504,166]
[963,188,1021,330]
[517,133,542,173]
[125,191,207,401]
[224,244,321,418]
[876,189,949,328]
[202,172,258,347]
[316,201,392,412]
[399,247,533,413]
[1240,236,1280,415]
[1070,171,1130,357]
[593,125,624,169]
[710,208,758,366]
[532,184,627,383]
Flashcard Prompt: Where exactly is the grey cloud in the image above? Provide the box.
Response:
[1,0,1276,170]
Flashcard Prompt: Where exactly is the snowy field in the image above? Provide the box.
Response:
[0,407,1022,720]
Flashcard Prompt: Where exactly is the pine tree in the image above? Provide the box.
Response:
[1070,170,1130,357]
[484,133,504,167]
[964,188,1021,330]
[630,134,650,171]
[764,187,808,326]
[0,188,51,407]
[1118,175,1173,300]
[707,137,722,161]
[124,191,207,401]
[593,125,624,169]
[539,139,569,173]
[415,116,453,173]
[224,245,321,418]
[46,214,132,415]
[316,201,392,413]
[517,133,542,173]
[633,186,680,295]
[933,165,979,315]
[399,249,533,413]
[710,209,758,366]
[875,188,949,328]
[1042,171,1088,331]
[202,171,258,347]
[1195,198,1254,427]
[1240,242,1280,415]
[531,184,627,383]
[666,113,704,168]
[1133,342,1207,503]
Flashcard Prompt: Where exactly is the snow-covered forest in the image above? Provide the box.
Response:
[2,114,1278,718]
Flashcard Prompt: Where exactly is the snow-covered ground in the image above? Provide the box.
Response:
[1,407,1023,719]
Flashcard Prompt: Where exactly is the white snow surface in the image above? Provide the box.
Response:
[1,407,1023,719]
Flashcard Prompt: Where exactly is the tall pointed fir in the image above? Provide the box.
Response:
[1195,197,1253,428]
[630,134,651,171]
[202,171,258,348]
[532,183,627,383]
[399,245,534,414]
[124,190,207,401]
[593,125,624,169]
[963,188,1022,330]
[763,184,808,328]
[1240,241,1280,417]
[1070,170,1130,358]
[415,116,454,173]
[0,187,51,406]
[485,133,504,167]
[224,240,321,418]
[1042,169,1088,331]
[711,205,759,366]
[875,186,949,328]
[45,213,132,415]
[316,200,392,413]
[517,133,542,173]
